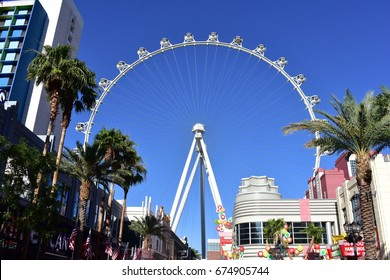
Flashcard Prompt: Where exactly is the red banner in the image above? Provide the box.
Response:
[339,241,365,257]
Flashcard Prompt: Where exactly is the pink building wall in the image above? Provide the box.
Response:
[306,153,351,199]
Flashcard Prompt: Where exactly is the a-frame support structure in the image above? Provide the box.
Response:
[170,124,223,258]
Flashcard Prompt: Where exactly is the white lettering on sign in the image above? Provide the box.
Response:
[49,233,69,251]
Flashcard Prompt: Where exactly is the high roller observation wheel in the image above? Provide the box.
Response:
[77,32,322,174]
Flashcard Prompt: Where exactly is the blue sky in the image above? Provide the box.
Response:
[69,0,390,251]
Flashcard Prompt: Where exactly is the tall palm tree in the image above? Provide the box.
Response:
[93,128,139,252]
[27,45,73,158]
[51,58,97,193]
[304,223,323,260]
[60,141,112,259]
[114,161,146,245]
[27,44,97,201]
[283,88,390,260]
[129,215,168,257]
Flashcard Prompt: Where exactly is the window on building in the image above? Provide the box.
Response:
[1,64,13,73]
[86,200,91,225]
[236,222,264,245]
[351,194,361,225]
[15,19,27,26]
[111,215,118,237]
[0,41,4,49]
[56,183,69,216]
[17,10,30,15]
[0,30,8,38]
[94,205,99,229]
[8,40,20,49]
[349,160,356,176]
[11,29,23,37]
[3,19,12,27]
[72,192,79,220]
[0,77,10,86]
[250,222,263,244]
[208,242,220,251]
[4,52,17,60]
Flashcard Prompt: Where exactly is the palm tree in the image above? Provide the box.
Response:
[283,88,390,260]
[263,218,285,244]
[129,215,168,257]
[27,45,73,158]
[26,44,97,201]
[304,223,323,260]
[60,141,112,259]
[190,248,201,260]
[51,58,97,193]
[263,218,293,259]
[114,161,146,245]
[93,128,139,248]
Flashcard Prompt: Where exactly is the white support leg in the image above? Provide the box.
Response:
[171,154,200,232]
[170,137,197,225]
[170,123,224,233]
[199,137,222,208]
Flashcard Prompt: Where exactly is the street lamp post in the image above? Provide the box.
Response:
[343,222,362,260]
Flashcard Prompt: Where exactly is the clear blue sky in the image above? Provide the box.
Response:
[69,0,390,250]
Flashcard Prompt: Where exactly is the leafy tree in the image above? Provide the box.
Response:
[0,136,57,259]
[283,88,390,259]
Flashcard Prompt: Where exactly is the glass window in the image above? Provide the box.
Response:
[237,222,264,245]
[349,160,356,176]
[72,192,79,220]
[0,41,5,49]
[4,19,12,27]
[18,10,29,15]
[351,194,361,225]
[8,41,20,48]
[15,19,26,26]
[1,65,13,73]
[0,77,10,86]
[0,30,8,38]
[11,29,23,37]
[4,52,16,60]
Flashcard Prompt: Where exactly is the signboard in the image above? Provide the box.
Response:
[338,241,365,257]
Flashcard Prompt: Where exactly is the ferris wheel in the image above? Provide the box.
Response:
[75,32,321,242]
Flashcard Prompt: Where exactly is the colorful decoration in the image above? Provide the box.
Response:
[255,223,306,260]
[214,205,235,259]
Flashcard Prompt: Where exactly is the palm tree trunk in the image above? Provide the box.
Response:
[95,187,106,259]
[359,183,377,259]
[104,182,114,237]
[51,124,68,194]
[305,238,314,260]
[73,182,91,260]
[118,192,127,245]
[74,198,87,260]
[356,154,377,260]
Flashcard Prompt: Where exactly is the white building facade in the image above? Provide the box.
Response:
[234,176,340,259]
[336,153,390,259]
